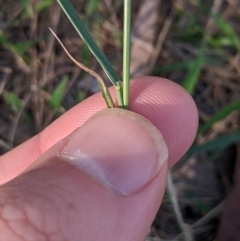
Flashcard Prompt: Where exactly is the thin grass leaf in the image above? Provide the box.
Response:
[20,0,28,10]
[49,28,114,108]
[85,0,100,16]
[0,31,32,57]
[198,99,240,134]
[0,31,17,53]
[175,13,204,44]
[113,29,123,47]
[208,149,224,162]
[154,57,223,74]
[188,131,240,156]
[182,55,203,94]
[207,36,237,48]
[34,0,54,12]
[191,0,240,50]
[15,41,34,55]
[77,90,85,103]
[20,0,32,17]
[122,0,131,109]
[211,14,240,50]
[6,92,22,112]
[57,0,123,107]
[48,75,68,109]
[154,61,194,74]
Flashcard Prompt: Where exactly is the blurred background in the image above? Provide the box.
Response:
[0,0,240,240]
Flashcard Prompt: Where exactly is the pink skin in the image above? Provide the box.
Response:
[0,77,198,240]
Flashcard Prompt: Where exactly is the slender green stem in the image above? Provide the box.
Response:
[123,0,131,109]
[57,0,123,107]
[116,82,123,108]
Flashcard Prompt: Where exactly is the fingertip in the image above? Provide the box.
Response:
[41,77,198,168]
[129,77,198,167]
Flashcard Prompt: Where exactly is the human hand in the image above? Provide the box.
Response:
[0,77,198,240]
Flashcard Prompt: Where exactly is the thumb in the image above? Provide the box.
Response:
[0,108,168,241]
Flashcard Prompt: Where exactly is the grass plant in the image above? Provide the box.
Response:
[56,0,132,109]
[48,75,69,110]
[188,131,240,157]
[85,0,100,17]
[6,92,22,112]
[198,99,240,135]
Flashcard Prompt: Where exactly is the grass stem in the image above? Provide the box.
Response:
[123,0,131,109]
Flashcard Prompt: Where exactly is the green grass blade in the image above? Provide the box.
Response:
[48,75,68,109]
[198,99,240,134]
[182,55,203,94]
[191,1,240,50]
[85,0,100,16]
[6,92,22,112]
[123,0,131,109]
[77,90,85,103]
[154,61,195,74]
[15,41,34,55]
[34,0,55,12]
[0,31,32,57]
[154,57,223,74]
[207,36,238,48]
[20,0,32,17]
[211,14,240,50]
[188,131,240,156]
[57,0,123,107]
